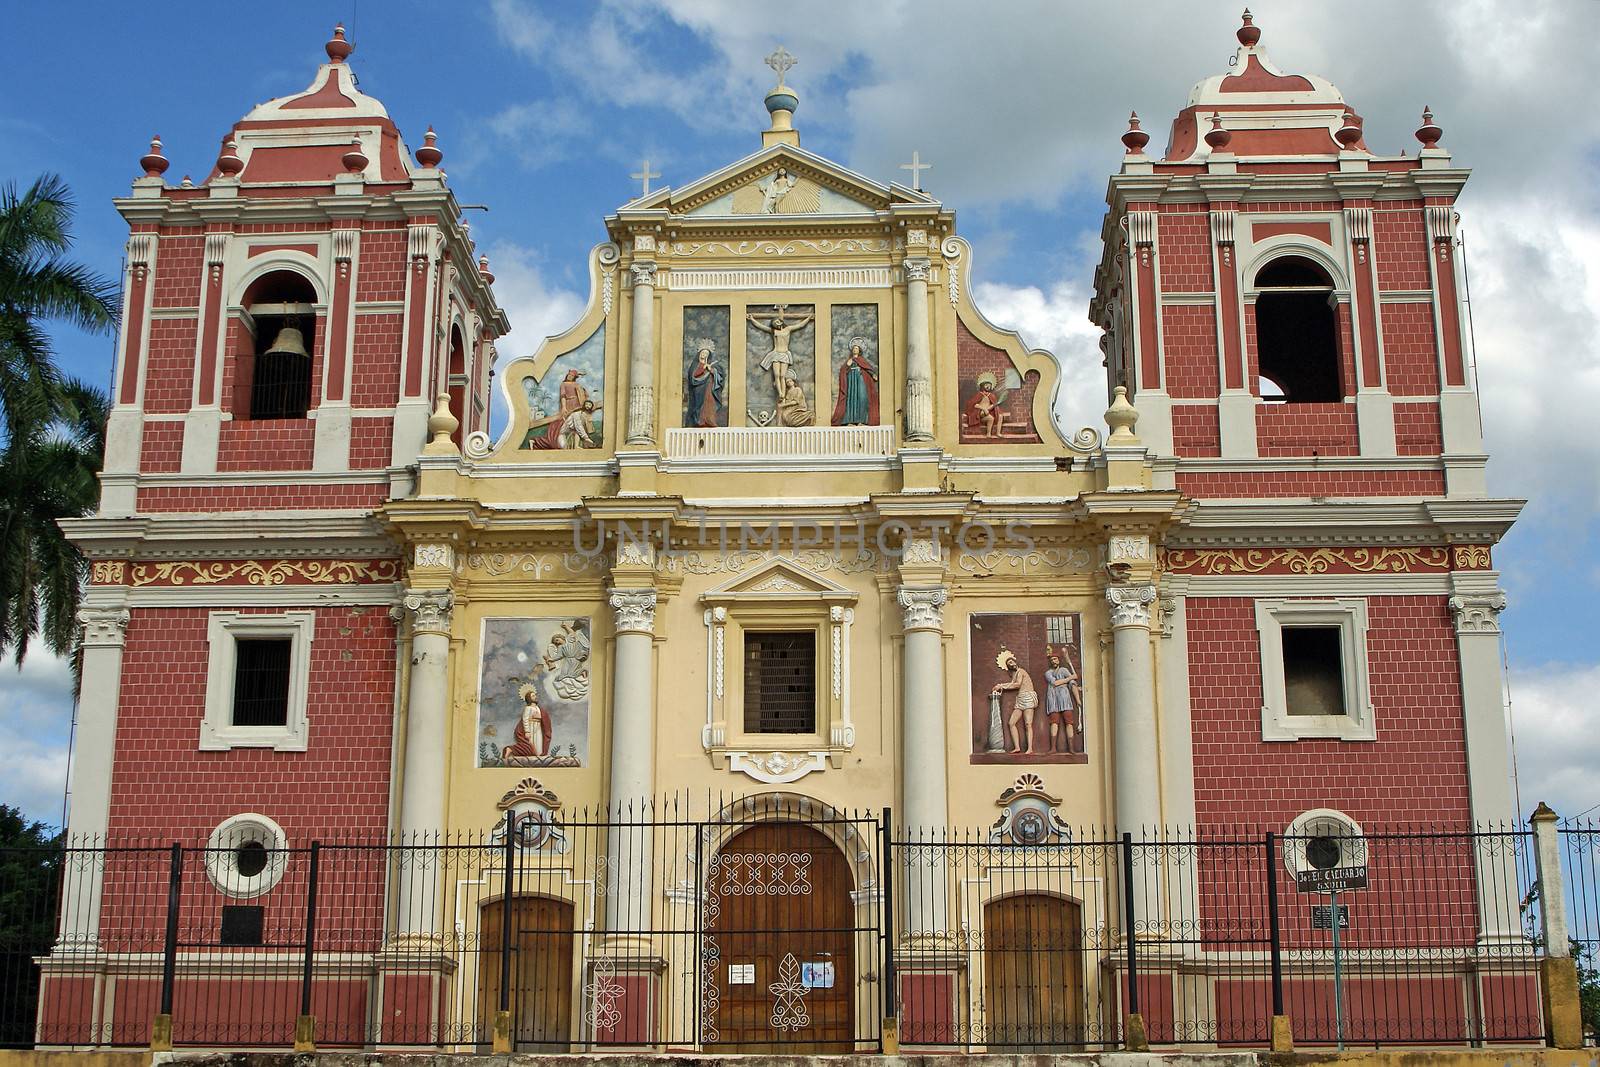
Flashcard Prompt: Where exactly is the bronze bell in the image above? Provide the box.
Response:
[263,325,309,360]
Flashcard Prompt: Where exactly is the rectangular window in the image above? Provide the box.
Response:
[219,904,265,947]
[1281,626,1346,717]
[743,631,816,734]
[232,637,292,727]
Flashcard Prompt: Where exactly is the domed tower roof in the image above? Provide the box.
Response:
[206,24,419,186]
[1163,9,1367,162]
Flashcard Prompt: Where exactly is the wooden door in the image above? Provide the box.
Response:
[983,893,1085,1049]
[477,896,575,1051]
[705,823,856,1052]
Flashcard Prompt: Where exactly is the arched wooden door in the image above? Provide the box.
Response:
[704,823,856,1052]
[477,896,575,1051]
[983,893,1085,1049]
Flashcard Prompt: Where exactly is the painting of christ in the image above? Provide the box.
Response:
[969,612,1086,765]
[477,618,591,768]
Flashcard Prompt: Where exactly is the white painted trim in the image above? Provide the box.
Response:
[199,610,315,752]
[1255,598,1375,742]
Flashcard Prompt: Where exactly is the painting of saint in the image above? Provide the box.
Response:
[829,305,880,426]
[957,325,1042,443]
[520,325,605,450]
[969,613,1085,765]
[477,618,590,768]
[746,303,815,425]
[682,306,730,427]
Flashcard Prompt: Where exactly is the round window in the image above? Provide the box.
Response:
[205,813,289,899]
[234,840,270,878]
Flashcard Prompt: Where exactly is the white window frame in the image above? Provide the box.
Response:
[1255,598,1374,742]
[204,812,290,898]
[200,610,314,751]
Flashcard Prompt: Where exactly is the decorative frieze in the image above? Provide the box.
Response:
[1450,544,1492,570]
[91,560,127,585]
[129,558,401,587]
[1165,546,1451,576]
[670,238,891,258]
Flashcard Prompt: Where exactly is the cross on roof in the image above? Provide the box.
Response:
[765,45,797,88]
[630,158,661,197]
[900,151,931,191]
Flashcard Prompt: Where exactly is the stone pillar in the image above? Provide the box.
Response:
[896,584,949,934]
[903,257,933,442]
[55,605,131,948]
[1531,804,1584,1049]
[625,261,657,445]
[1449,588,1521,946]
[1107,583,1161,835]
[394,588,453,937]
[604,588,657,928]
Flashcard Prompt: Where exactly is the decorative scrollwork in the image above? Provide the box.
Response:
[583,957,624,1035]
[769,952,811,1032]
[129,558,401,587]
[1165,546,1450,576]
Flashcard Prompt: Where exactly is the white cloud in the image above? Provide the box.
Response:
[1507,661,1600,821]
[972,276,1106,442]
[481,239,587,435]
[0,651,74,827]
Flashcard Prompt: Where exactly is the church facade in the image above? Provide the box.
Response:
[48,12,1525,1052]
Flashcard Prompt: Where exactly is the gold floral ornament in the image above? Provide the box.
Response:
[129,559,401,587]
[1165,546,1449,575]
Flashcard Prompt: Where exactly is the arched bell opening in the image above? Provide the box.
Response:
[1253,255,1342,404]
[239,269,318,420]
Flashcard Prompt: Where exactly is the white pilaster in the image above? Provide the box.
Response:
[1107,583,1161,834]
[897,584,948,935]
[55,604,130,948]
[605,587,657,942]
[903,258,933,442]
[394,588,452,939]
[625,262,658,445]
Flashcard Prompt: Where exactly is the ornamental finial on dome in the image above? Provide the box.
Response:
[1121,112,1150,154]
[761,46,800,147]
[139,135,169,179]
[1335,108,1363,149]
[326,23,353,64]
[1237,8,1261,47]
[341,137,369,174]
[216,134,244,178]
[416,126,443,168]
[1204,113,1232,150]
[1416,107,1443,149]
[478,255,495,285]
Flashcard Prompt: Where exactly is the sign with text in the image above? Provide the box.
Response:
[1295,865,1368,893]
[727,963,755,985]
[801,960,835,989]
[1311,904,1351,930]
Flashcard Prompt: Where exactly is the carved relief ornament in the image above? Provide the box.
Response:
[1449,593,1506,635]
[130,558,401,587]
[1105,583,1157,628]
[609,589,658,635]
[402,589,454,634]
[897,586,948,631]
[79,607,131,647]
[1165,546,1450,576]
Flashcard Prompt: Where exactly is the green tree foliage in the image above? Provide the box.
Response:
[0,174,119,666]
[0,805,63,1047]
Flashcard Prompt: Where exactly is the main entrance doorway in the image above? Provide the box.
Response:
[477,896,575,1050]
[703,822,858,1052]
[982,893,1085,1048]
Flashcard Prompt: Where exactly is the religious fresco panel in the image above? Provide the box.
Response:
[958,321,1042,443]
[745,303,816,427]
[519,324,605,449]
[682,306,730,428]
[477,618,591,768]
[969,612,1085,765]
[828,304,881,426]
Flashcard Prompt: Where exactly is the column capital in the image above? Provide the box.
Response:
[897,585,948,632]
[902,257,930,283]
[629,261,658,287]
[609,589,658,635]
[1105,582,1157,628]
[401,589,454,635]
[78,606,131,648]
[1449,592,1507,635]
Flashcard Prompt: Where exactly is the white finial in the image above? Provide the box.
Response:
[765,45,797,88]
[900,151,931,191]
[630,158,661,197]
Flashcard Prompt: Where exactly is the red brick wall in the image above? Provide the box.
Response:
[105,604,396,846]
[136,482,388,512]
[151,233,203,309]
[350,313,403,406]
[217,420,316,471]
[1172,404,1221,457]
[354,227,408,302]
[141,319,197,414]
[1256,402,1360,457]
[1156,206,1213,292]
[350,417,394,470]
[139,422,182,473]
[1373,207,1431,291]
[1395,401,1444,456]
[1186,594,1470,832]
[1175,469,1445,499]
[1161,304,1221,398]
[1381,303,1442,396]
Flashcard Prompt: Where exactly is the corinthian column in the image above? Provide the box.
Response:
[56,605,131,948]
[605,588,657,943]
[394,588,453,939]
[903,257,933,441]
[1106,583,1161,835]
[625,261,658,444]
[897,584,949,935]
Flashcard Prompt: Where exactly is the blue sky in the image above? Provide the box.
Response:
[4,1,1598,826]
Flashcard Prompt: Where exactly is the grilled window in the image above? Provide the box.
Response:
[232,637,292,727]
[743,631,816,734]
[1282,626,1346,717]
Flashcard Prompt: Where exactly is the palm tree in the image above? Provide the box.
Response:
[0,175,120,665]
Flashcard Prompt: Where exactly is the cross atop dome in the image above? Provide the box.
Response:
[761,46,800,148]
[765,46,797,89]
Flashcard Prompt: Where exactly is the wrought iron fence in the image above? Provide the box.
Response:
[0,812,1565,1052]
[1560,815,1600,1043]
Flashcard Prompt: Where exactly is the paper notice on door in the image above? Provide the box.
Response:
[800,961,835,989]
[727,963,755,985]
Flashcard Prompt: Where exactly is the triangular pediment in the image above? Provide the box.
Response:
[624,144,937,220]
[701,556,858,601]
